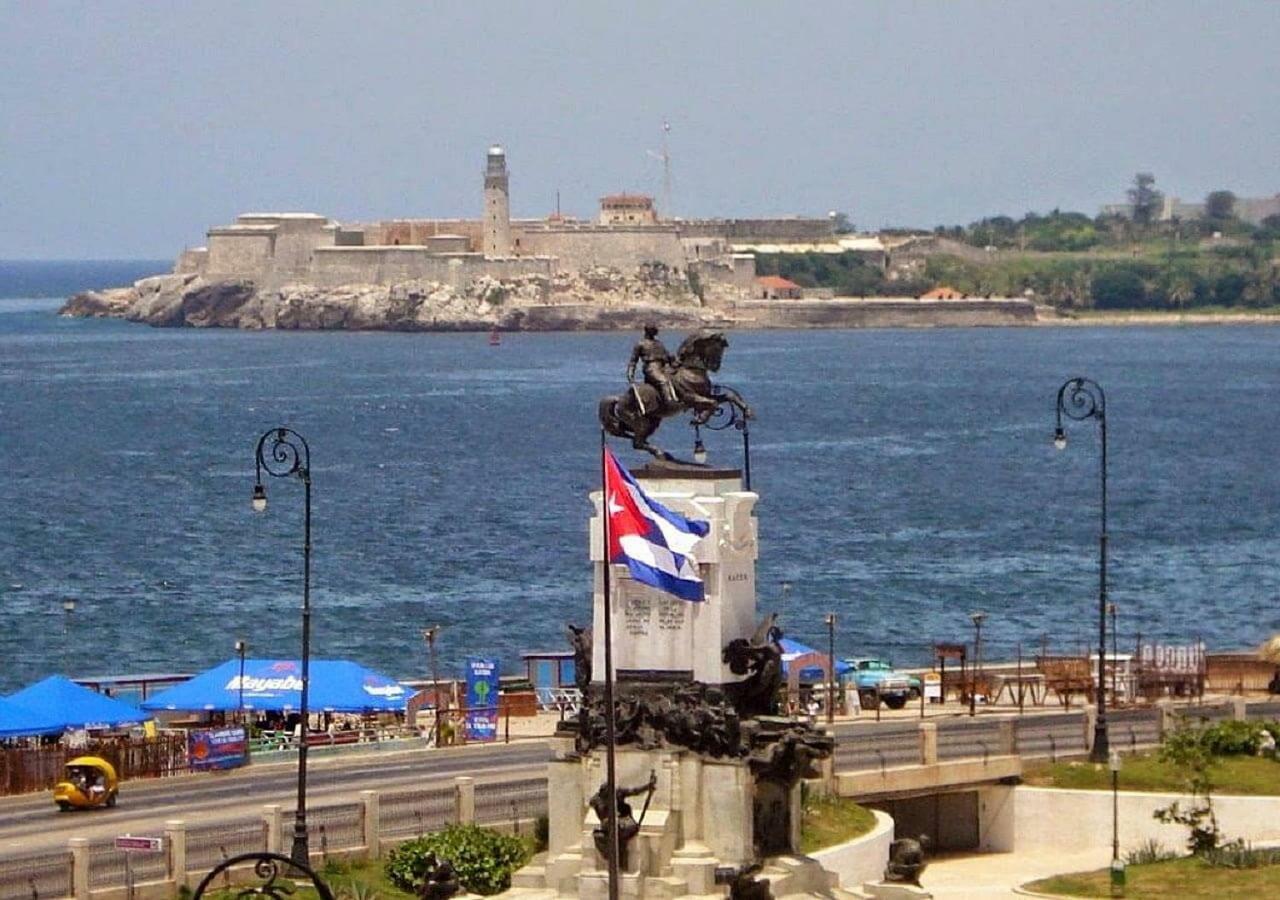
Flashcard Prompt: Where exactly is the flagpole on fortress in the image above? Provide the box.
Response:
[599,432,622,900]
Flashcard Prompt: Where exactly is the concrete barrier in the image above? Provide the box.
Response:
[981,786,1280,855]
[809,809,895,889]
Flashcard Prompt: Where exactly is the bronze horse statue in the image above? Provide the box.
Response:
[599,330,753,460]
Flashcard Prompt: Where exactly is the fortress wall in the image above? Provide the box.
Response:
[206,231,275,276]
[677,217,835,242]
[271,220,337,276]
[360,220,483,248]
[728,298,1038,328]
[514,226,685,271]
[174,248,208,275]
[309,247,552,288]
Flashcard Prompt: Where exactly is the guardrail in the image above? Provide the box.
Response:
[0,775,549,900]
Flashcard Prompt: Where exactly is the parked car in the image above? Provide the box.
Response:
[844,658,921,710]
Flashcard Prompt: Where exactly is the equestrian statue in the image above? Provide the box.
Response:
[600,325,753,460]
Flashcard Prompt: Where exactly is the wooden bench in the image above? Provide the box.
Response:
[1037,657,1094,707]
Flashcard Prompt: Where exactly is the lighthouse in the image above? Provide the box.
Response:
[483,144,512,257]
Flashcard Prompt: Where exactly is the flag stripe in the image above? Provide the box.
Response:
[604,448,709,603]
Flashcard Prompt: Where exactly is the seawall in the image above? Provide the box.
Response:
[728,297,1038,328]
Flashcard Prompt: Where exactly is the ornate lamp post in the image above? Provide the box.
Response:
[423,626,444,743]
[969,611,986,717]
[252,427,313,866]
[824,613,837,724]
[1054,377,1110,761]
[691,389,752,488]
[235,639,248,725]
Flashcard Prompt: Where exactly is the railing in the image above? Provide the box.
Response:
[476,776,546,828]
[935,718,1006,763]
[832,722,921,771]
[186,820,268,873]
[381,785,456,838]
[0,849,71,900]
[1014,712,1089,760]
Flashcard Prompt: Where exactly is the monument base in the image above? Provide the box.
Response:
[513,738,840,900]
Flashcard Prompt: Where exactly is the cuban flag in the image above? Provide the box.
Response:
[604,448,710,601]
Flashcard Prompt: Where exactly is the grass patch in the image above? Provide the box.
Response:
[799,792,877,853]
[1022,752,1280,795]
[195,858,417,900]
[1025,855,1280,897]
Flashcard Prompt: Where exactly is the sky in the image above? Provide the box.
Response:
[1,1,1277,259]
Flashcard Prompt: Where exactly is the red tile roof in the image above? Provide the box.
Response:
[755,275,801,290]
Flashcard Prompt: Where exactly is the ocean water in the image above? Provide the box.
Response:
[2,262,1279,690]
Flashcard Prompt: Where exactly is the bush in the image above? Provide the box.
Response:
[1199,720,1266,756]
[1204,839,1280,869]
[1124,838,1179,865]
[385,825,531,896]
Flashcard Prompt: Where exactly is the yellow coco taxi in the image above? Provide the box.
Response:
[53,756,118,811]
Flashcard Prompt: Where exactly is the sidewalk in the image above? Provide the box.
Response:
[920,849,1106,898]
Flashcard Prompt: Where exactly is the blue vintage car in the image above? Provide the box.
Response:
[843,658,922,710]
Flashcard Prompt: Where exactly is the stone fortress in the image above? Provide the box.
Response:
[172,144,829,301]
[64,144,1037,330]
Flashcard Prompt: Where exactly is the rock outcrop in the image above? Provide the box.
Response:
[59,266,726,332]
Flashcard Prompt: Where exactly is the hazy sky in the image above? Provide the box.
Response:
[2,1,1277,258]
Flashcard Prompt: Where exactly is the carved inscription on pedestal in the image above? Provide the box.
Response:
[613,575,691,674]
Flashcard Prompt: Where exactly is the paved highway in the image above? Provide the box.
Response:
[0,740,552,857]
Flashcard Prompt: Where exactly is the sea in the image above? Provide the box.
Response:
[1,260,1278,692]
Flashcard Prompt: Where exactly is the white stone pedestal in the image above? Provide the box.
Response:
[588,468,759,687]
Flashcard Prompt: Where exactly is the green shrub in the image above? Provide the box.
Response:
[1204,839,1280,869]
[384,824,531,896]
[1199,720,1266,756]
[1124,838,1179,865]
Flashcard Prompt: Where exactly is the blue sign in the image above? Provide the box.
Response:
[188,725,248,770]
[464,657,500,742]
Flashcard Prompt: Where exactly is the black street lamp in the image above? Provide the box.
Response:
[969,611,986,717]
[423,626,444,743]
[235,639,248,725]
[1054,377,1110,762]
[824,613,836,724]
[252,427,313,866]
[62,598,76,671]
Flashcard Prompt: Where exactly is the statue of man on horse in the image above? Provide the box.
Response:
[600,325,753,460]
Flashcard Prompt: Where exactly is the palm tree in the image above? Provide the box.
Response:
[1167,276,1195,311]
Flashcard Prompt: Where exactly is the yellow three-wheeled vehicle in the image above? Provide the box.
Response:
[53,756,118,811]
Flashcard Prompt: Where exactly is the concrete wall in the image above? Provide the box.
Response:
[809,810,895,889]
[174,248,208,274]
[729,298,1037,328]
[678,217,835,242]
[980,786,1280,855]
[206,230,275,276]
[309,247,552,288]
[515,225,685,271]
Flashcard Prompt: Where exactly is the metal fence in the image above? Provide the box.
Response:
[1108,708,1163,751]
[310,803,364,855]
[476,777,548,828]
[935,718,1005,762]
[185,820,268,873]
[87,838,169,890]
[1014,712,1088,760]
[0,849,71,900]
[832,723,921,771]
[381,785,456,838]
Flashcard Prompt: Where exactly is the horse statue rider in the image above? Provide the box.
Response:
[601,325,752,460]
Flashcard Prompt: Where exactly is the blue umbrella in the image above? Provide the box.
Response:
[6,675,146,731]
[140,659,407,713]
[779,638,852,682]
[0,695,64,739]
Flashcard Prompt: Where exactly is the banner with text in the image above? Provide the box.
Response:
[187,725,248,771]
[464,657,500,742]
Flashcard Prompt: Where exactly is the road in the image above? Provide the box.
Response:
[0,740,552,857]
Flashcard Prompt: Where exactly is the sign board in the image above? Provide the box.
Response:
[115,836,163,853]
[1138,642,1206,675]
[187,725,248,771]
[464,657,500,742]
[922,672,943,702]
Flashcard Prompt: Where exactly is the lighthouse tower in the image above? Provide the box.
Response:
[483,144,512,257]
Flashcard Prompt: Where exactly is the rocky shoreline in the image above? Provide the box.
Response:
[59,269,1046,332]
[58,267,730,332]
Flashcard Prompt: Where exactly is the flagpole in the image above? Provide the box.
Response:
[599,431,621,900]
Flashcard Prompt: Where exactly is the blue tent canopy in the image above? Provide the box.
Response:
[0,696,64,739]
[140,659,408,713]
[6,675,146,731]
[779,638,852,682]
